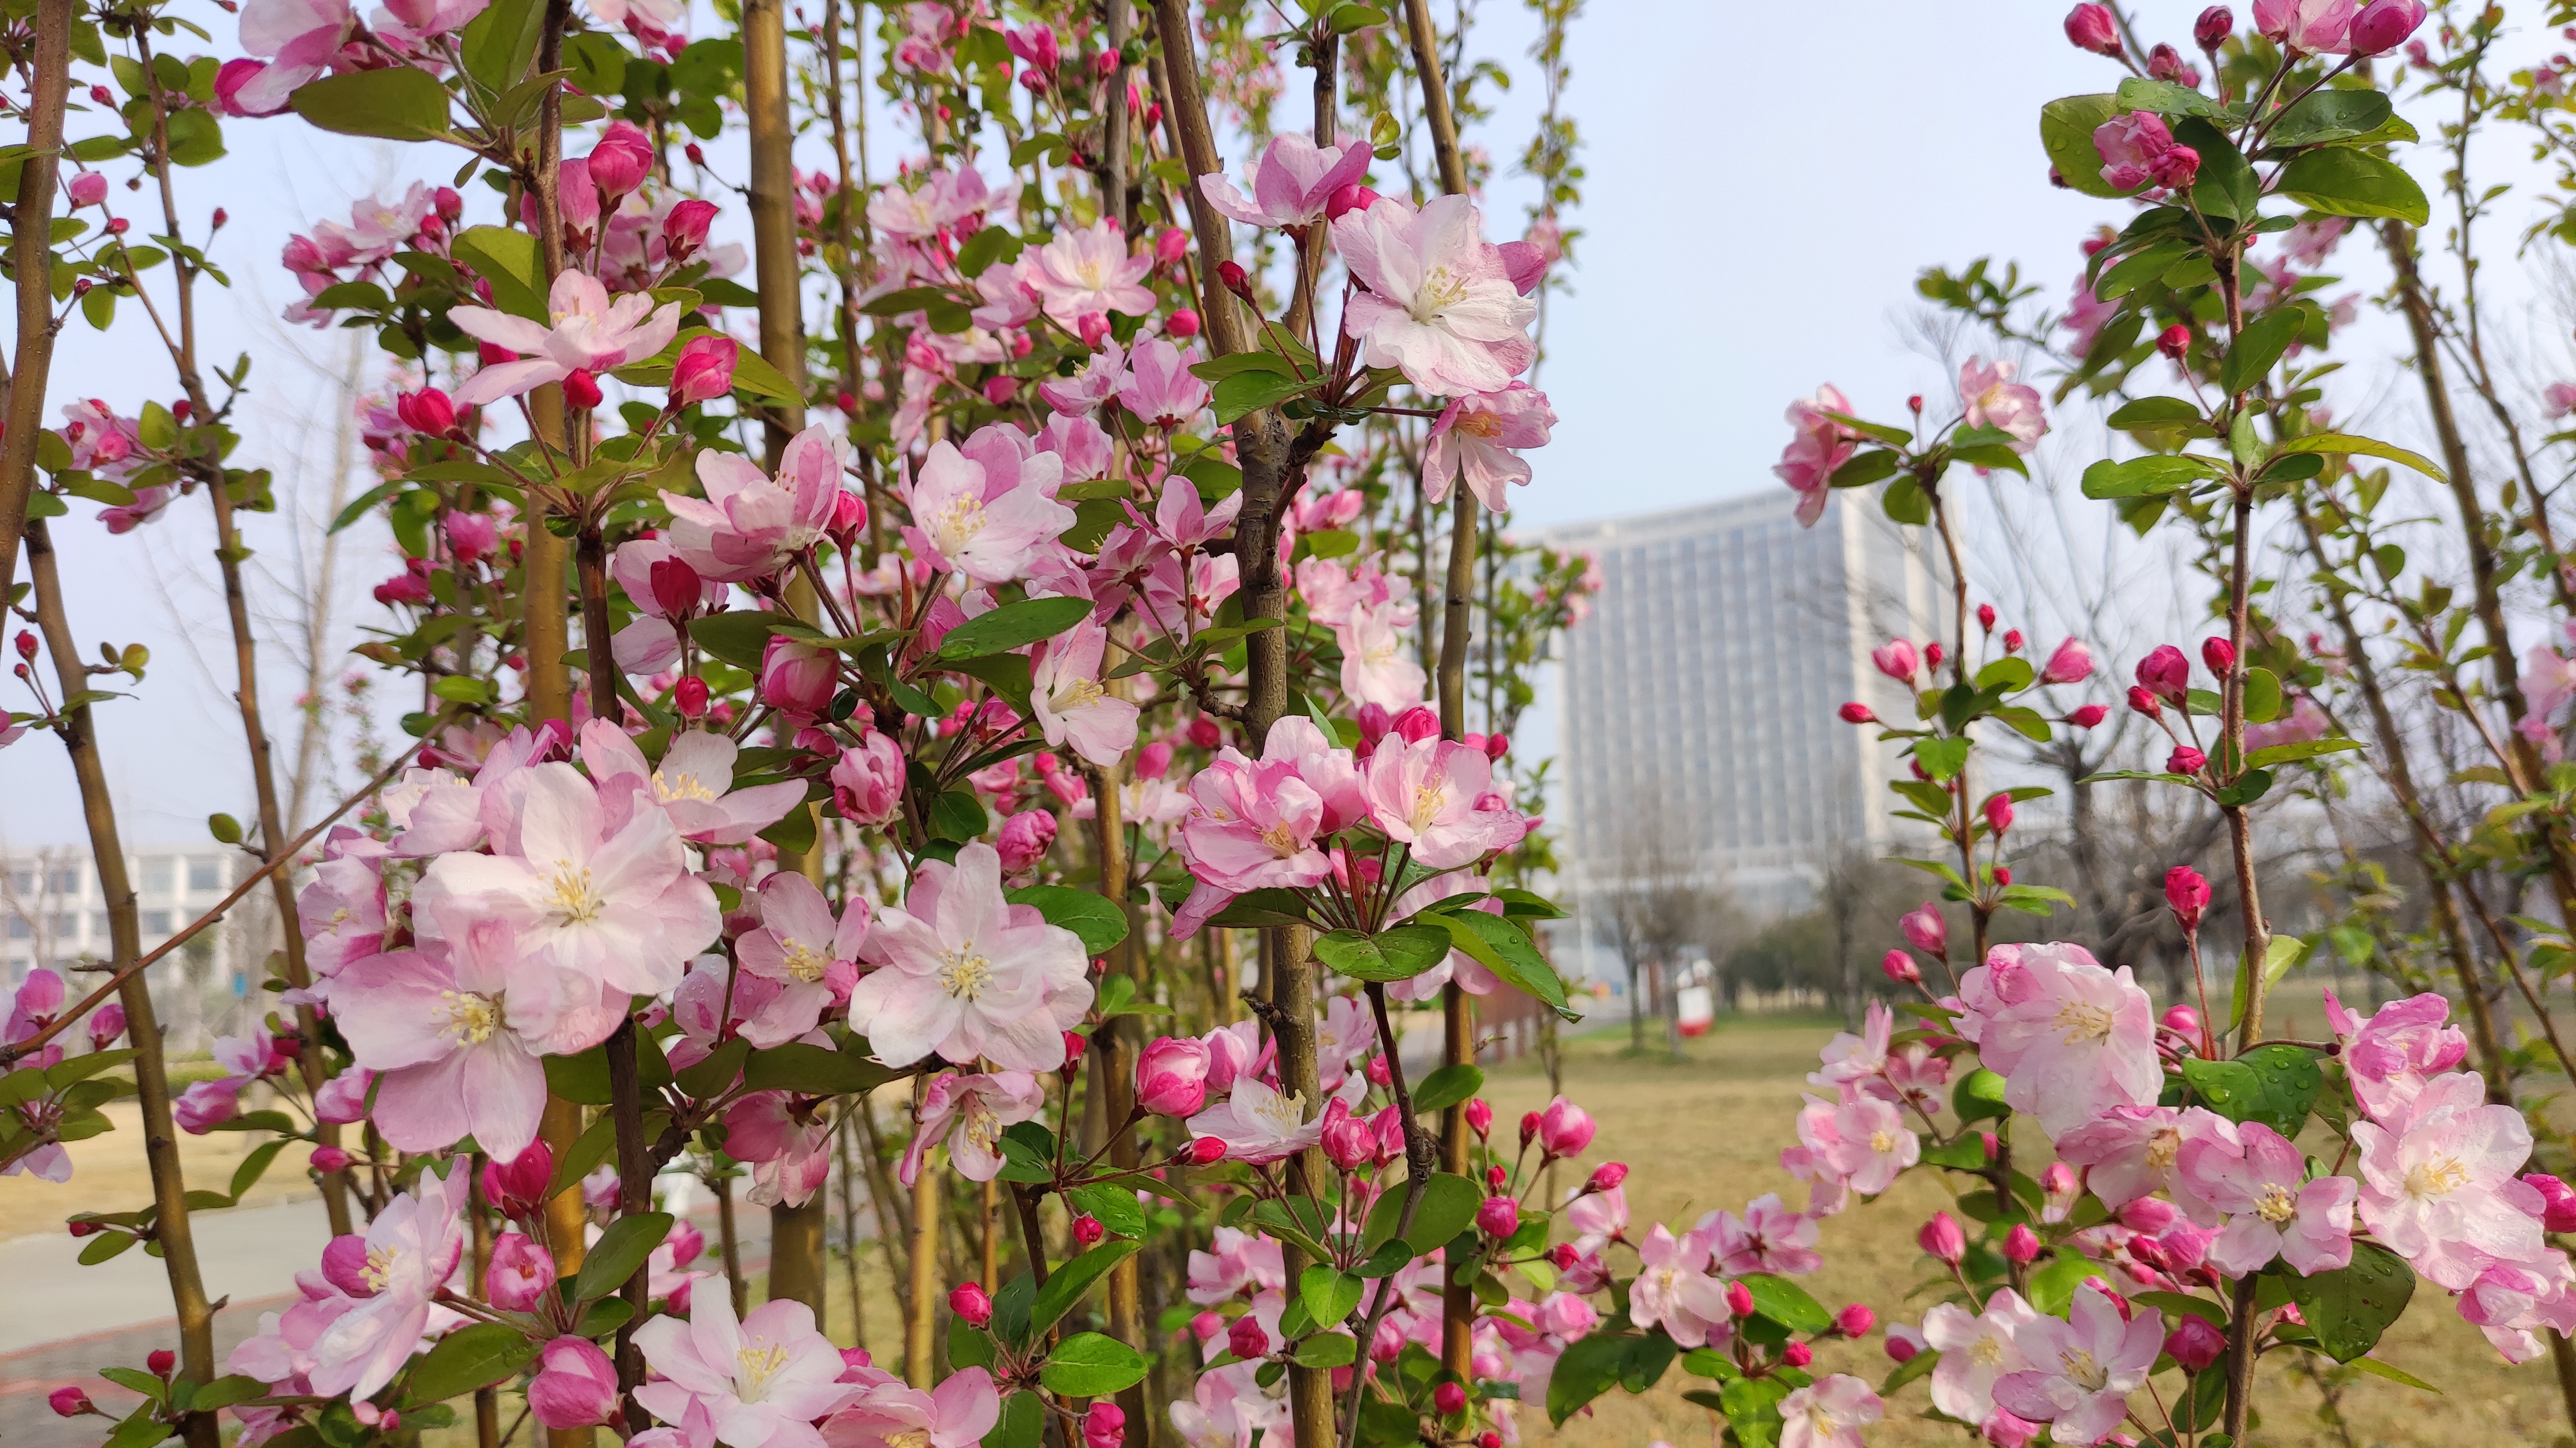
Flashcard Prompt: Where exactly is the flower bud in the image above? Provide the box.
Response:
[486,1232,554,1312]
[1486,1164,1509,1192]
[2002,1222,2042,1265]
[1880,949,1921,986]
[105,217,129,235]
[1835,1303,1875,1337]
[674,675,710,720]
[1217,261,1253,300]
[2064,2,2123,53]
[1326,183,1379,219]
[1518,1111,1541,1148]
[48,1387,95,1417]
[2194,6,2234,47]
[68,171,106,207]
[1871,639,1920,683]
[1081,1402,1125,1448]
[13,630,36,661]
[669,334,739,406]
[759,635,837,716]
[1725,1279,1756,1318]
[1885,1329,1923,1364]
[67,1220,99,1237]
[1432,1383,1467,1416]
[2150,144,2201,190]
[1539,1096,1596,1158]
[2349,0,2428,56]
[2165,1314,2225,1370]
[2126,685,2162,718]
[1168,307,1202,337]
[2164,865,2210,931]
[950,1280,994,1327]
[310,1144,352,1175]
[1323,1110,1377,1171]
[563,369,603,411]
[1465,1097,1493,1138]
[1977,603,1997,634]
[663,198,718,258]
[2146,41,2190,80]
[1919,1210,1967,1265]
[1185,1137,1229,1166]
[397,388,456,436]
[1983,794,2014,836]
[528,1337,619,1430]
[2167,746,2207,775]
[1136,1036,1213,1118]
[1900,902,1948,959]
[482,1142,555,1217]
[2200,637,2237,678]
[147,1349,175,1376]
[1782,1341,1814,1367]
[1586,1161,1627,1193]
[583,120,653,197]
[1228,1316,1270,1360]
[2067,703,2108,728]
[1839,702,1878,725]
[1477,1195,1520,1239]
[1064,1031,1089,1070]
[1476,1435,1501,1448]
[2525,1172,2576,1232]
[1072,1215,1105,1248]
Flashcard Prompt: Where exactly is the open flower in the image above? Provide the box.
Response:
[635,1292,859,1448]
[820,1366,999,1448]
[2180,1119,2357,1276]
[230,0,357,115]
[902,438,1076,584]
[1922,1289,2038,1423]
[1959,356,2048,453]
[735,872,871,1047]
[1026,219,1155,328]
[449,270,683,407]
[579,719,807,845]
[1959,941,2159,1136]
[661,424,851,583]
[1197,131,1371,231]
[1702,1192,1821,1275]
[1627,1223,1730,1348]
[1360,732,1528,868]
[1115,339,1209,430]
[1779,1375,1883,1448]
[2351,1070,2547,1289]
[900,1071,1046,1185]
[1992,1285,2161,1447]
[308,1167,468,1400]
[1424,383,1555,511]
[850,840,1092,1072]
[1032,619,1141,768]
[1185,1077,1328,1164]
[1330,194,1536,397]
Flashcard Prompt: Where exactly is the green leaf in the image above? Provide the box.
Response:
[1204,888,1316,930]
[1292,1331,1359,1367]
[2243,666,2282,725]
[101,1412,174,1448]
[1362,1170,1480,1256]
[1975,657,2035,692]
[1881,474,1931,525]
[189,1375,267,1412]
[542,1030,672,1105]
[2267,89,2393,147]
[983,1389,1043,1448]
[1435,910,1577,1021]
[1029,1239,1145,1338]
[80,1229,139,1264]
[451,224,545,321]
[1719,1375,1793,1448]
[2106,397,2209,432]
[954,225,1023,278]
[689,610,808,668]
[227,1138,288,1203]
[2040,94,2128,198]
[938,596,1093,661]
[458,0,547,89]
[1546,1332,1635,1425]
[930,789,988,843]
[2279,147,2431,224]
[2027,1253,2111,1317]
[1067,1182,1146,1240]
[1736,1273,1832,1333]
[2180,1043,2324,1137]
[1003,885,1129,954]
[1214,368,1316,423]
[1299,1264,1365,1329]
[2115,76,2237,121]
[1410,1063,1484,1115]
[2246,737,2363,767]
[289,69,452,142]
[674,1036,752,1098]
[573,1211,674,1303]
[1828,449,1900,490]
[1914,736,1970,781]
[2349,1356,2440,1392]
[1953,1067,2009,1124]
[2272,432,2445,481]
[1038,1332,1149,1396]
[405,1320,538,1403]
[2221,309,2304,394]
[743,1042,898,1095]
[2287,1242,2417,1362]
[1312,923,1453,983]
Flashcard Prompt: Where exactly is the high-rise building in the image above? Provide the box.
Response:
[1545,487,1951,936]
[2,845,257,1045]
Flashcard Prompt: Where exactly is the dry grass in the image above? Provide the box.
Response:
[0,1089,314,1242]
[1483,1016,2573,1448]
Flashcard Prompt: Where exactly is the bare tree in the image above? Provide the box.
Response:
[1588,798,1726,1056]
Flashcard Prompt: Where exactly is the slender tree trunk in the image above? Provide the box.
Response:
[836,1117,869,1350]
[26,517,219,1448]
[0,0,71,599]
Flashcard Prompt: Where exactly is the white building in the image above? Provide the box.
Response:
[3,845,257,1044]
[1546,488,1951,932]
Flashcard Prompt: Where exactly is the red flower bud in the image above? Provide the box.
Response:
[1839,701,1878,725]
[2003,1222,2042,1264]
[2167,745,2207,775]
[1072,1214,1105,1248]
[1477,1196,1519,1239]
[1432,1383,1467,1416]
[1228,1316,1270,1361]
[148,1350,175,1376]
[1465,1098,1492,1137]
[1725,1279,1756,1318]
[2165,1315,2224,1370]
[1881,949,1921,986]
[2065,2,2123,55]
[2067,703,2109,728]
[48,1387,94,1417]
[1782,1341,1813,1368]
[674,675,710,720]
[2164,865,2210,931]
[950,1280,994,1328]
[1835,1303,1876,1337]
[1586,1161,1627,1193]
[563,369,603,410]
[1185,1137,1228,1166]
[2200,636,2237,677]
[2195,6,2235,48]
[1217,261,1253,301]
[1918,1210,1967,1265]
[1977,603,1998,633]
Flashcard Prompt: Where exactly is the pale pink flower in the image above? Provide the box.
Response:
[1198,131,1371,231]
[1820,1095,1919,1196]
[417,762,718,996]
[1779,1374,1883,1448]
[660,424,851,583]
[1330,194,1537,397]
[1187,1226,1287,1303]
[333,918,621,1160]
[1172,750,1334,935]
[2180,1119,2357,1276]
[1153,472,1243,550]
[2056,1105,2209,1211]
[899,1071,1046,1185]
[832,728,905,828]
[1037,343,1124,415]
[850,840,1092,1072]
[725,1092,835,1207]
[1812,1002,1892,1088]
[1116,339,1209,429]
[449,271,684,406]
[308,1167,468,1400]
[1702,1193,1822,1275]
[1962,941,2160,1135]
[1992,1284,2162,1446]
[1335,598,1428,711]
[867,165,1009,240]
[1032,620,1141,769]
[1424,383,1555,511]
[821,1368,999,1448]
[231,0,357,115]
[2324,989,2469,1125]
[1564,1185,1627,1254]
[1626,1224,1730,1349]
[2352,1070,2546,1290]
[1774,385,1856,528]
[2256,0,2359,52]
[1185,1077,1329,1164]
[1959,356,2048,453]
[579,720,806,846]
[2060,278,2119,356]
[635,1293,858,1448]
[1360,732,1528,869]
[1027,219,1155,328]
[902,438,1076,584]
[735,872,870,1047]
[1922,1289,2038,1423]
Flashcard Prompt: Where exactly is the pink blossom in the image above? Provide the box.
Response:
[1779,1374,1882,1448]
[231,0,357,115]
[1115,339,1209,429]
[2352,1070,2546,1290]
[333,918,621,1160]
[1776,384,1858,528]
[902,437,1075,584]
[832,729,905,827]
[1152,473,1242,551]
[2324,989,2468,1125]
[2256,0,2360,52]
[1626,1223,1730,1348]
[1703,1192,1822,1275]
[2180,1119,2357,1276]
[2060,277,2119,356]
[450,270,683,407]
[579,720,806,845]
[1961,941,2160,1135]
[1334,598,1428,712]
[1993,1284,2162,1446]
[2092,111,2179,190]
[735,872,870,1047]
[2041,637,2095,685]
[1330,194,1536,397]
[1038,344,1124,415]
[528,1336,619,1430]
[308,1167,468,1400]
[726,1092,835,1207]
[1198,131,1372,231]
[1424,383,1555,511]
[1360,732,1528,869]
[1187,1226,1287,1303]
[1185,1077,1328,1164]
[1819,1095,1919,1196]
[485,1232,553,1312]
[1027,219,1155,329]
[2056,1105,2212,1211]
[821,1367,999,1448]
[850,840,1093,1072]
[1033,620,1141,768]
[1172,750,1334,933]
[899,1071,1046,1185]
[660,424,851,583]
[635,1292,858,1448]
[1922,1289,2038,1422]
[1959,356,2048,452]
[1899,902,1947,958]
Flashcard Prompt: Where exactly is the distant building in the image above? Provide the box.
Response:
[2,845,257,1046]
[1546,488,1951,938]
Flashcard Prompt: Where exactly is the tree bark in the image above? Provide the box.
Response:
[0,0,72,599]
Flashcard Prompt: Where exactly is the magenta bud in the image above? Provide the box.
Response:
[2200,636,2237,677]
[481,1142,555,1217]
[2003,1223,2042,1265]
[2194,5,2234,47]
[396,388,456,436]
[320,1234,378,1297]
[1881,949,1921,986]
[674,675,710,719]
[48,1387,95,1417]
[147,1349,175,1376]
[2525,1172,2576,1232]
[1465,1098,1493,1137]
[1136,1036,1213,1117]
[950,1280,994,1328]
[1432,1383,1467,1416]
[1725,1278,1757,1318]
[1477,1196,1520,1239]
[1782,1341,1813,1368]
[1919,1211,1967,1265]
[1835,1303,1876,1337]
[528,1337,619,1430]
[563,369,603,411]
[2167,746,2208,775]
[1228,1315,1270,1360]
[2165,1314,2225,1370]
[1185,1137,1228,1166]
[310,1145,352,1174]
[2064,2,2123,55]
[669,334,739,405]
[1586,1161,1627,1193]
[1072,1215,1105,1248]
[1392,706,1440,743]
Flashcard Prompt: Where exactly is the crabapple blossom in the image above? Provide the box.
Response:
[1359,731,1528,868]
[1185,1078,1330,1164]
[579,719,807,845]
[2180,1119,2357,1275]
[2324,989,2468,1124]
[1992,1284,2162,1446]
[228,0,357,115]
[1704,1193,1822,1275]
[1958,356,2048,451]
[1330,194,1537,396]
[1032,619,1141,767]
[634,1293,858,1448]
[659,424,851,583]
[1959,941,2160,1134]
[1779,1375,1883,1448]
[529,1337,619,1429]
[902,437,1076,584]
[1627,1223,1731,1348]
[307,1166,467,1400]
[898,1070,1046,1185]
[448,270,683,406]
[1027,219,1155,328]
[2351,1070,2547,1289]
[1197,131,1372,230]
[1114,338,1209,429]
[734,872,870,1046]
[850,841,1092,1072]
[1424,383,1556,511]
[1923,1289,2038,1423]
